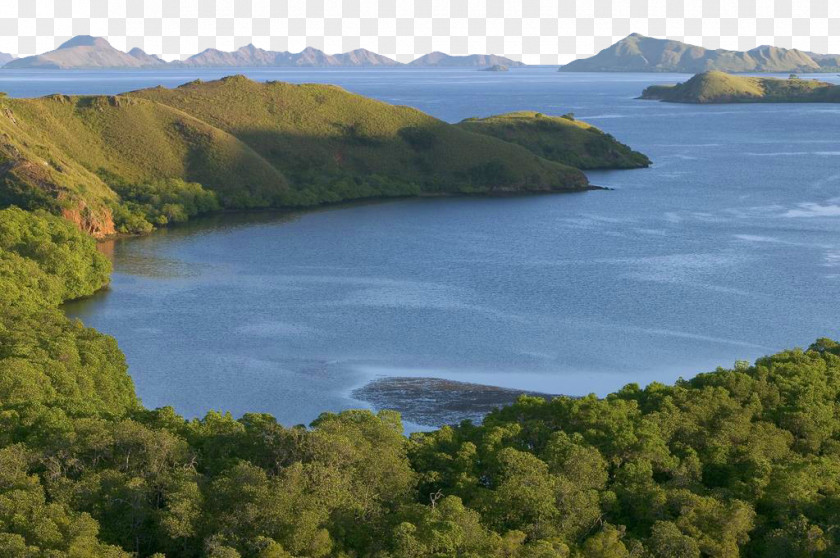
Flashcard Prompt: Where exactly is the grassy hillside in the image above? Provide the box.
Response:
[130,76,588,201]
[457,111,651,169]
[0,76,609,236]
[0,98,118,235]
[641,71,840,103]
[4,93,289,206]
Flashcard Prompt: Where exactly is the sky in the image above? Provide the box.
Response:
[0,0,838,64]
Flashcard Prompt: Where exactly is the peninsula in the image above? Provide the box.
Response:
[640,71,840,103]
[0,76,648,237]
[457,111,651,169]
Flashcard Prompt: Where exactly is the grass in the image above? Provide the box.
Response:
[641,71,840,103]
[457,111,651,169]
[131,77,588,196]
[0,76,636,235]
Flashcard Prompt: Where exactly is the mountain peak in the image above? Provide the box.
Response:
[6,35,156,69]
[562,34,826,73]
[58,35,111,50]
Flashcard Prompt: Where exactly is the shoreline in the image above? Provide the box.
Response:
[352,376,559,427]
[96,185,608,242]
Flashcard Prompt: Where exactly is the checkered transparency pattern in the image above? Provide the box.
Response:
[1,0,838,64]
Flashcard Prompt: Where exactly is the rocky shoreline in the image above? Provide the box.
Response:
[353,376,557,427]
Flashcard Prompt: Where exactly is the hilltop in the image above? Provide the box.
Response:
[561,33,832,73]
[0,76,638,236]
[457,111,650,169]
[409,52,524,67]
[640,71,840,103]
[4,36,164,69]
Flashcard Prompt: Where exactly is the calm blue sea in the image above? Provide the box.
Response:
[9,67,835,427]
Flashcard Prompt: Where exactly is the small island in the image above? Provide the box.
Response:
[640,70,840,103]
[481,64,509,72]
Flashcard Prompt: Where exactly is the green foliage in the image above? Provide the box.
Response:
[106,177,220,233]
[0,208,136,418]
[0,206,111,302]
[2,205,840,556]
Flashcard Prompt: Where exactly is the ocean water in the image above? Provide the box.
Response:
[11,67,836,427]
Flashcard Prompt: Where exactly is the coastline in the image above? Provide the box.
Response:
[351,376,559,427]
[95,185,608,241]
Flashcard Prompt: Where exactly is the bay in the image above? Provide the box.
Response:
[6,67,832,428]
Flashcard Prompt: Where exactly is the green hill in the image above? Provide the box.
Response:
[0,76,619,236]
[457,111,651,169]
[129,76,588,201]
[641,71,840,103]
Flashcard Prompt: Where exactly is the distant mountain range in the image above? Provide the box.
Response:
[0,52,15,67]
[177,44,400,67]
[3,36,522,69]
[561,33,840,73]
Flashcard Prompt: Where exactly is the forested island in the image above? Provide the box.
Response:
[1,205,839,556]
[640,71,840,103]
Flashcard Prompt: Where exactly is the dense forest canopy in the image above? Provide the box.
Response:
[0,206,839,556]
